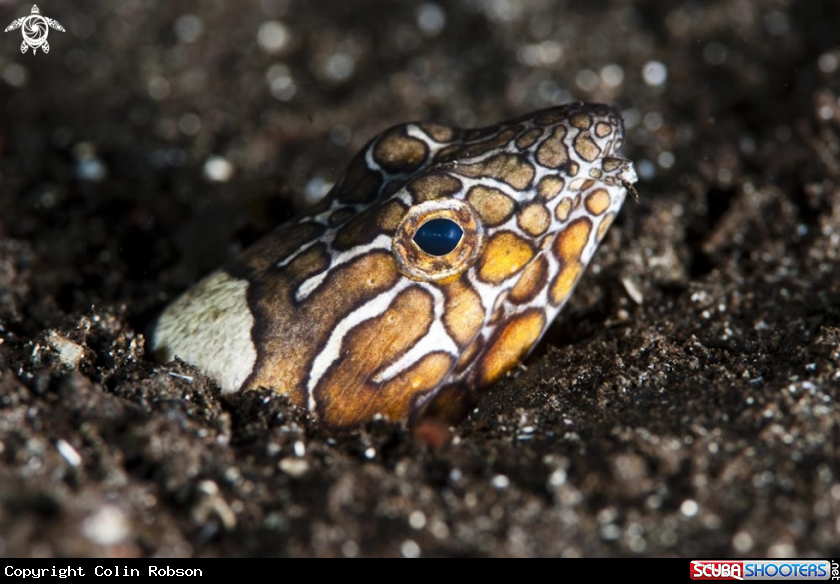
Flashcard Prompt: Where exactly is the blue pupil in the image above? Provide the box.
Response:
[413,218,463,256]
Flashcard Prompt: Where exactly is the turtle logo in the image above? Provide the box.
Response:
[4,5,64,55]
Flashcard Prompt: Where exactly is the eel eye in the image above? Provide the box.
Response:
[413,219,464,256]
[392,199,483,282]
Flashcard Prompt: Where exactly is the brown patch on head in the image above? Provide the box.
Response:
[515,128,544,150]
[455,337,482,372]
[287,245,332,289]
[536,125,569,169]
[467,185,516,226]
[537,176,565,201]
[233,222,325,275]
[328,208,355,227]
[549,217,592,305]
[570,113,592,130]
[419,122,455,143]
[442,280,485,346]
[585,188,611,216]
[433,144,462,164]
[459,127,521,159]
[455,153,535,190]
[479,309,545,384]
[602,157,625,172]
[478,231,535,284]
[373,127,429,173]
[407,172,463,202]
[535,108,569,126]
[517,203,551,236]
[377,200,408,231]
[333,209,380,250]
[335,152,383,204]
[555,198,572,222]
[573,131,602,162]
[244,250,400,405]
[509,255,548,304]
[556,218,593,262]
[597,212,616,241]
[595,122,613,138]
[314,285,457,430]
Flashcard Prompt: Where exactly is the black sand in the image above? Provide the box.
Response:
[1,0,839,557]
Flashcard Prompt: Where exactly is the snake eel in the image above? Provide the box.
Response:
[150,103,638,432]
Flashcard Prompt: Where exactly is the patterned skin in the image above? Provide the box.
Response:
[151,103,638,432]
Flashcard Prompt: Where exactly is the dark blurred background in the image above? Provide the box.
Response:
[2,0,840,558]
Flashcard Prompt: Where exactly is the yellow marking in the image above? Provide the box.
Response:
[377,200,407,231]
[517,203,550,236]
[537,176,565,201]
[549,217,592,304]
[478,232,534,284]
[407,172,462,203]
[602,157,624,172]
[595,122,613,138]
[585,188,611,216]
[406,172,462,203]
[461,127,520,158]
[480,310,545,384]
[573,131,601,162]
[443,280,485,346]
[467,185,516,226]
[246,251,399,399]
[336,152,382,203]
[457,153,535,190]
[597,212,616,241]
[570,113,592,129]
[555,198,572,221]
[419,122,455,142]
[408,173,463,202]
[238,222,324,272]
[535,108,566,125]
[568,177,586,191]
[373,128,428,172]
[509,256,548,304]
[316,286,441,429]
[455,338,481,373]
[549,260,582,305]
[536,125,568,169]
[516,128,543,149]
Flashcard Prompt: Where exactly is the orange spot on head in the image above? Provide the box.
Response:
[538,176,565,201]
[480,310,546,384]
[478,232,535,284]
[549,260,583,305]
[467,185,515,226]
[597,212,616,241]
[554,217,592,263]
[548,217,592,305]
[585,188,611,216]
[314,287,452,430]
[517,203,551,236]
[442,280,485,346]
[509,255,548,304]
[555,198,572,221]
